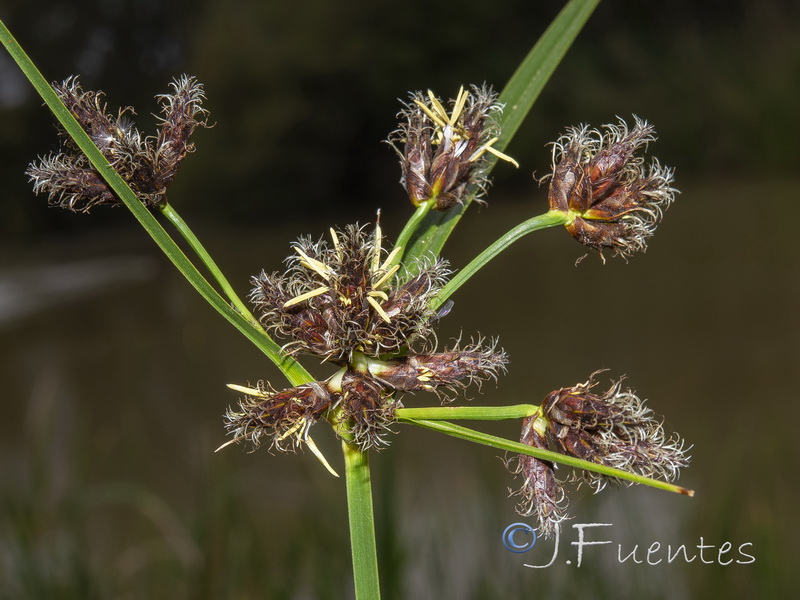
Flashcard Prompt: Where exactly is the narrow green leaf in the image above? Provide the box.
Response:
[403,0,600,264]
[401,418,694,496]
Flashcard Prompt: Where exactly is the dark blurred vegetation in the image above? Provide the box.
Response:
[1,0,799,236]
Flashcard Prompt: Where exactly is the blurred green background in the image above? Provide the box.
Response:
[1,0,798,598]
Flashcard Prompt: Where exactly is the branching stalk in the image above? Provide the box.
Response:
[396,405,539,421]
[431,210,567,310]
[160,203,259,326]
[401,418,694,496]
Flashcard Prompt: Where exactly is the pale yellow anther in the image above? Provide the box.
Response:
[305,434,340,477]
[485,145,519,167]
[329,228,342,260]
[449,86,468,127]
[372,223,383,273]
[415,96,447,128]
[227,383,266,397]
[294,247,332,280]
[276,420,304,442]
[427,90,449,121]
[379,247,402,273]
[367,296,392,323]
[367,290,389,302]
[283,286,330,308]
[470,137,519,168]
[372,263,400,289]
[214,437,244,452]
[417,368,433,382]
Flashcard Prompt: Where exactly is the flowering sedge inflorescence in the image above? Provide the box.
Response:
[548,116,676,259]
[389,85,518,210]
[509,373,690,538]
[27,75,208,212]
[25,74,689,533]
[225,223,508,453]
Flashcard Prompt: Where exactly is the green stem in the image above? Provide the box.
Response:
[160,203,258,326]
[343,441,381,600]
[395,405,538,421]
[400,418,694,497]
[393,201,433,264]
[0,20,313,386]
[431,210,567,310]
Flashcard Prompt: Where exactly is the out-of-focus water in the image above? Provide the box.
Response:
[1,179,797,598]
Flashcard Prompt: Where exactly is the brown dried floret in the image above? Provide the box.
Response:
[548,116,676,259]
[389,85,517,210]
[508,416,568,539]
[250,223,450,362]
[27,75,208,212]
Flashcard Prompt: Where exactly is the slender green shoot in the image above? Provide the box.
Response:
[400,418,694,496]
[398,419,694,496]
[160,203,259,326]
[395,405,538,421]
[392,200,433,263]
[431,210,568,311]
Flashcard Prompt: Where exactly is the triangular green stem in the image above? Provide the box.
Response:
[343,441,381,600]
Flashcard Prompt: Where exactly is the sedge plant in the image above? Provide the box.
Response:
[2,0,694,597]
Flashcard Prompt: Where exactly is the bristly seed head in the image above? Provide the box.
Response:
[27,75,208,212]
[389,85,518,211]
[509,373,690,536]
[508,415,568,539]
[224,381,334,452]
[541,373,690,493]
[250,223,450,362]
[230,222,508,453]
[547,116,677,260]
[369,337,508,402]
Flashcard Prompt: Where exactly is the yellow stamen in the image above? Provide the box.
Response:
[294,247,332,280]
[305,435,340,477]
[379,247,402,273]
[417,368,434,382]
[283,286,330,308]
[484,145,519,167]
[367,296,391,323]
[329,227,343,261]
[448,86,468,127]
[226,383,266,396]
[276,420,304,442]
[427,89,449,121]
[215,436,245,452]
[372,222,383,273]
[470,137,519,167]
[415,96,447,128]
[372,264,400,290]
